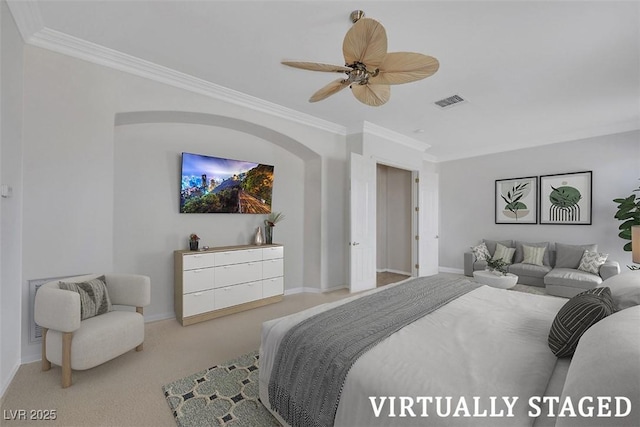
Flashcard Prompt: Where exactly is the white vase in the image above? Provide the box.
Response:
[254,227,264,245]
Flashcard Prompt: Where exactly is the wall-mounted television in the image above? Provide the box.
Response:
[180,152,274,213]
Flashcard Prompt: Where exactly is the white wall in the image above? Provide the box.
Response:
[18,45,348,362]
[113,123,305,319]
[1,0,24,396]
[438,131,640,271]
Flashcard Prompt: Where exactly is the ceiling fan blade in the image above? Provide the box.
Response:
[343,18,387,67]
[370,52,440,85]
[281,61,352,73]
[309,79,349,102]
[351,83,390,107]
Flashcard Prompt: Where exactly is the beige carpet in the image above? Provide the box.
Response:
[0,276,555,427]
[0,290,349,427]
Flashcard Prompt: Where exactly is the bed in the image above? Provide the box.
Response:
[259,274,640,427]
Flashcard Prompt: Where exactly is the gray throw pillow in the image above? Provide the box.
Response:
[59,276,112,320]
[554,243,597,269]
[548,287,614,358]
[514,241,550,265]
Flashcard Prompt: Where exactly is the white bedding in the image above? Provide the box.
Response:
[260,280,566,427]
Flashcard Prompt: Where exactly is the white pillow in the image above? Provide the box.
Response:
[578,250,608,274]
[470,242,490,261]
[555,306,640,427]
[492,243,515,264]
[596,272,640,311]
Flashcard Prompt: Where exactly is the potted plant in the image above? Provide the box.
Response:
[486,258,509,276]
[264,212,285,244]
[613,181,640,270]
[189,233,200,251]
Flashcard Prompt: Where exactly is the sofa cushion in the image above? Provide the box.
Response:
[482,239,513,257]
[59,276,112,320]
[555,243,597,269]
[544,268,603,290]
[514,241,550,265]
[577,250,608,274]
[548,287,614,358]
[492,243,515,264]
[470,242,490,261]
[509,263,552,279]
[596,271,640,311]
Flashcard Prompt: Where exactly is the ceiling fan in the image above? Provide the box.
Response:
[282,10,439,107]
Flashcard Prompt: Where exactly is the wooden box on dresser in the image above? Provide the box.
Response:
[174,244,284,326]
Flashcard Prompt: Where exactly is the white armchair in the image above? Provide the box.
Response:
[34,274,151,388]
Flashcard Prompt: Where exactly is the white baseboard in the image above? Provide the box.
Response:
[439,267,465,275]
[377,268,411,276]
[1,360,21,399]
[285,284,347,295]
[145,312,175,323]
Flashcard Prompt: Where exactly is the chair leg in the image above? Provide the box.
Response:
[61,332,73,388]
[135,307,144,352]
[41,328,51,371]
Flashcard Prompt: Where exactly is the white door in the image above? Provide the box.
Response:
[418,172,439,276]
[349,153,376,293]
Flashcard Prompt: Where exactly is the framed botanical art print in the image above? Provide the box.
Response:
[539,171,592,225]
[495,176,538,224]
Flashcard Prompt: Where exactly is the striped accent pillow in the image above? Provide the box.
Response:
[59,276,113,320]
[522,244,546,266]
[492,243,515,264]
[548,287,614,358]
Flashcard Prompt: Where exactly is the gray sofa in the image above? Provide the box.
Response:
[464,239,620,297]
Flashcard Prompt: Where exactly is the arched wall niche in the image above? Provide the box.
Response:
[113,111,323,311]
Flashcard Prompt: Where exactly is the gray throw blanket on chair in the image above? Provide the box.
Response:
[268,275,480,427]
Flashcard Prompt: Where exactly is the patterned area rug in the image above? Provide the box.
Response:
[163,351,280,427]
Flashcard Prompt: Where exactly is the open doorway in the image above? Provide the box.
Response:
[376,164,412,287]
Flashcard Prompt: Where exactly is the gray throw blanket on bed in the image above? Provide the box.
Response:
[268,275,480,427]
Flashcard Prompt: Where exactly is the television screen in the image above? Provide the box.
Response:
[180,152,274,213]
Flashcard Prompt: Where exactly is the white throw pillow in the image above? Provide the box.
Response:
[471,242,491,261]
[492,243,515,264]
[578,250,608,274]
[522,244,546,266]
[596,271,640,311]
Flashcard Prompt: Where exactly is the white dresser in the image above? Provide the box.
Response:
[174,244,284,326]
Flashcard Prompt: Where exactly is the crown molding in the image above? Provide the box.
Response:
[21,26,346,136]
[6,0,44,42]
[360,121,432,152]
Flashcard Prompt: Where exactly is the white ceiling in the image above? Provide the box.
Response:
[8,0,640,161]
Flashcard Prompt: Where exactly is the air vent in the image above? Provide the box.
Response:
[434,94,466,109]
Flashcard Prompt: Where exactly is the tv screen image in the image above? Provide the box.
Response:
[180,152,274,214]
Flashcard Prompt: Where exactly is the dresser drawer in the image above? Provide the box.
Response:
[215,261,262,287]
[183,289,216,317]
[215,249,263,266]
[215,281,262,310]
[263,258,284,279]
[183,253,216,270]
[263,277,284,298]
[262,246,284,260]
[182,268,215,293]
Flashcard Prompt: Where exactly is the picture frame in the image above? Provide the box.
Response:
[539,171,592,225]
[495,176,538,224]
